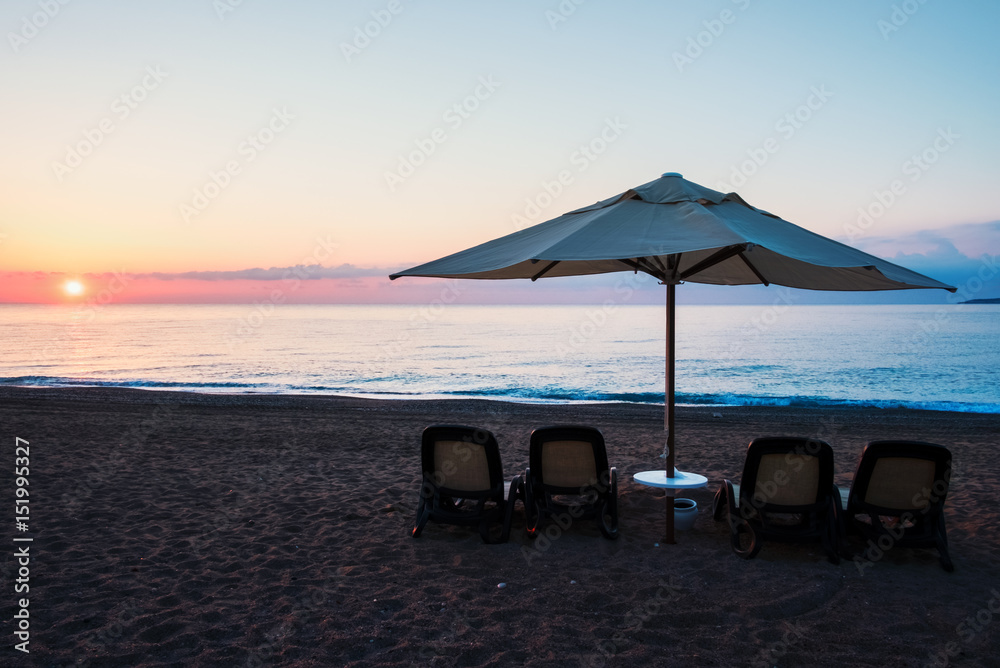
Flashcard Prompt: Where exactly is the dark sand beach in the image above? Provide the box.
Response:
[1,387,998,667]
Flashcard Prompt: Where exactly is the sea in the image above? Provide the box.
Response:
[1,304,997,413]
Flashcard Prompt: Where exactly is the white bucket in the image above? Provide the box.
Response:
[674,498,698,531]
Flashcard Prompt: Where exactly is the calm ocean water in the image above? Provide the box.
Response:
[0,304,997,413]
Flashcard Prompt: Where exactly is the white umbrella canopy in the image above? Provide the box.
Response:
[390,172,955,292]
[390,172,955,542]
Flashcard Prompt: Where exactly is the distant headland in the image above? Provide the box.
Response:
[962,298,1000,304]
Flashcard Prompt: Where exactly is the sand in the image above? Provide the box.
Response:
[1,387,998,667]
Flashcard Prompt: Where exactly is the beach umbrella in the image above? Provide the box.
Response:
[389,172,956,542]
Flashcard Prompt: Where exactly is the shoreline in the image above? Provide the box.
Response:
[2,386,998,665]
[1,384,997,416]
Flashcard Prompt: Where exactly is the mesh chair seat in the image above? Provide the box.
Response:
[845,440,953,572]
[713,437,842,563]
[524,426,618,540]
[413,425,522,544]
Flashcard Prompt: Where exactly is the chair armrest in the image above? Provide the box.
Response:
[835,486,849,511]
[712,479,736,521]
[506,474,524,504]
[501,474,524,543]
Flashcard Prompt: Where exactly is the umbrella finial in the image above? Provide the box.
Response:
[661,172,683,178]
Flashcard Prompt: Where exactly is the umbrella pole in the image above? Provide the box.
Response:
[664,282,676,544]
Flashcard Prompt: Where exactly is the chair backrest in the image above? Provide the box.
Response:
[850,440,951,514]
[740,437,834,512]
[529,426,609,494]
[421,425,503,497]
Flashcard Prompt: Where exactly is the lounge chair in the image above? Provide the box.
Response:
[524,425,618,540]
[412,425,522,544]
[844,440,953,572]
[712,437,842,563]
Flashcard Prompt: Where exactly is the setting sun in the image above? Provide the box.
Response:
[64,280,85,296]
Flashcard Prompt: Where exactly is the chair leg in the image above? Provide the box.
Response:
[412,493,430,538]
[500,475,522,544]
[712,484,728,522]
[935,515,954,572]
[720,481,761,559]
[822,497,841,564]
[524,473,541,538]
[479,518,497,544]
[599,468,619,540]
[475,496,503,544]
[830,485,854,561]
[938,546,955,572]
[731,517,761,559]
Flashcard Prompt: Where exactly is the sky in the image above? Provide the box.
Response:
[1,0,998,304]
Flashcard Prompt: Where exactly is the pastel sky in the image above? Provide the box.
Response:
[1,0,998,304]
